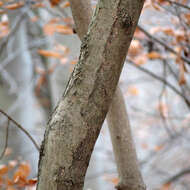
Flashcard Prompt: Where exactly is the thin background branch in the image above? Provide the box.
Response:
[0,109,40,151]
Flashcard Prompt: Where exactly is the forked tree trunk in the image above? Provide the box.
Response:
[70,0,145,189]
[37,0,145,189]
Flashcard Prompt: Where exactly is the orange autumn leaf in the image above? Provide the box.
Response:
[50,0,61,6]
[146,51,162,59]
[152,3,161,11]
[13,175,27,186]
[13,162,30,181]
[43,22,73,36]
[157,102,169,117]
[5,2,24,10]
[154,145,164,151]
[162,28,175,36]
[127,86,139,96]
[32,2,45,8]
[141,143,149,149]
[179,63,186,85]
[7,187,17,190]
[62,1,70,8]
[54,24,73,35]
[184,13,190,21]
[175,31,186,42]
[161,183,171,190]
[110,177,119,185]
[35,75,46,95]
[63,17,74,25]
[156,0,169,4]
[134,27,145,39]
[0,165,9,175]
[0,1,3,7]
[27,178,37,186]
[149,26,163,34]
[128,40,142,57]
[7,178,15,186]
[134,54,147,65]
[70,60,77,65]
[38,49,62,58]
[0,16,9,38]
[43,23,55,35]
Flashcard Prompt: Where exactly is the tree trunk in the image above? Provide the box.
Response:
[107,88,145,190]
[69,0,145,189]
[37,0,144,189]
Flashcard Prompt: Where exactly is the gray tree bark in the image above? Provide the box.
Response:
[107,89,145,190]
[37,0,145,189]
[70,0,145,189]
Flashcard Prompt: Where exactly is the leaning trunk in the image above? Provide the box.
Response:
[37,0,145,189]
[69,0,145,189]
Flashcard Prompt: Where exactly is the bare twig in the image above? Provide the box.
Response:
[164,167,190,184]
[0,109,40,152]
[137,25,190,65]
[0,119,9,160]
[165,0,190,11]
[127,59,190,107]
[158,61,174,137]
[0,12,26,54]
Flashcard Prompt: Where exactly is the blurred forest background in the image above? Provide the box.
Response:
[0,0,190,189]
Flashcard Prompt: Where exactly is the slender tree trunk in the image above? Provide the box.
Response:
[69,0,145,189]
[107,88,145,190]
[37,0,144,189]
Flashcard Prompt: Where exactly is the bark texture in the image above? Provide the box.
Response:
[69,0,145,189]
[70,0,92,41]
[37,0,144,189]
[107,88,145,190]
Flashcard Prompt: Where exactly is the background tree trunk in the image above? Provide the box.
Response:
[37,0,145,189]
[107,88,145,190]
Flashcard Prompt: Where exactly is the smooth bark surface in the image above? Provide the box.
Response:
[37,0,144,189]
[69,0,145,189]
[107,88,145,190]
[70,0,92,41]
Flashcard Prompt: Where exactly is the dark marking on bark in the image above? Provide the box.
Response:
[116,135,120,140]
[37,139,45,178]
[63,34,90,98]
[79,34,90,60]
[119,8,133,28]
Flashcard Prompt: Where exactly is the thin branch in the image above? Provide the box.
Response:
[0,12,26,54]
[126,59,190,107]
[158,61,174,137]
[0,109,40,152]
[165,0,190,11]
[164,167,190,184]
[137,25,190,65]
[0,119,9,160]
